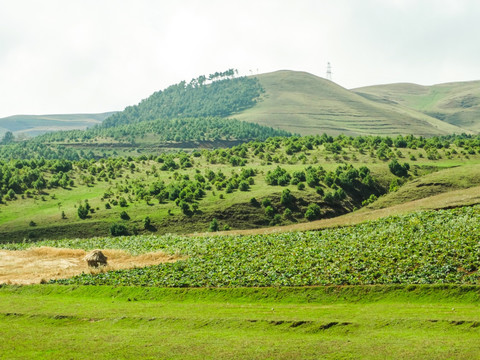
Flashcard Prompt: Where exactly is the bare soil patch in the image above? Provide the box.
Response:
[0,247,182,285]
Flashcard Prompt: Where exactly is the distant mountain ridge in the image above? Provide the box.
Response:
[0,112,116,137]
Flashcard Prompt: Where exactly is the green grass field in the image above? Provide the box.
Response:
[1,285,479,359]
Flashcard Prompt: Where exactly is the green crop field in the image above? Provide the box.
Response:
[2,205,478,287]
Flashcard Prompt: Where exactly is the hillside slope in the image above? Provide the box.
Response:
[354,81,480,133]
[232,70,469,136]
[0,112,116,137]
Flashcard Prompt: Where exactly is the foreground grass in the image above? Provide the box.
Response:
[1,284,479,359]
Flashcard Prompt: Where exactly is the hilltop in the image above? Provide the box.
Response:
[233,70,471,136]
[354,80,480,132]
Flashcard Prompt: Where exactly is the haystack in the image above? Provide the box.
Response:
[84,250,108,268]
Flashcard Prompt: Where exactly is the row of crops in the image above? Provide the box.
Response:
[3,205,480,287]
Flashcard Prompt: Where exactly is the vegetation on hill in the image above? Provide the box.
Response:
[1,132,480,241]
[102,69,263,127]
[38,116,291,144]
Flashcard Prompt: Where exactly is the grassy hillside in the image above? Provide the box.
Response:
[232,70,469,136]
[354,80,480,132]
[1,133,480,241]
[0,113,116,137]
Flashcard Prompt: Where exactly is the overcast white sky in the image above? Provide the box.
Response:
[1,0,479,117]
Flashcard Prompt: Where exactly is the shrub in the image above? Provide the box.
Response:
[110,223,128,236]
[225,183,234,193]
[388,159,410,177]
[271,213,282,225]
[120,211,130,220]
[280,188,294,208]
[77,205,88,219]
[304,203,321,221]
[389,178,400,192]
[292,170,306,183]
[261,198,272,207]
[265,166,291,186]
[264,205,275,218]
[250,197,260,207]
[362,194,378,206]
[119,197,128,207]
[283,208,293,220]
[208,218,219,232]
[239,181,250,191]
[323,192,335,203]
[333,188,346,201]
[6,189,16,201]
[144,216,151,229]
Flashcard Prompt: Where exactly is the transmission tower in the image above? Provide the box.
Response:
[326,62,332,81]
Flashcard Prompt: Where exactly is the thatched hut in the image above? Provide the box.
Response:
[84,250,108,268]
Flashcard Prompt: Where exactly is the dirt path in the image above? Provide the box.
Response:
[0,247,182,285]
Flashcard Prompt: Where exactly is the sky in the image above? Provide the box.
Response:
[1,0,479,118]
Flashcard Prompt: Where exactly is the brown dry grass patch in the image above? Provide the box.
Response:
[0,247,183,285]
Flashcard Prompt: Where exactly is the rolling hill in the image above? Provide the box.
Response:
[233,70,472,136]
[354,80,480,133]
[3,70,479,141]
[0,112,116,137]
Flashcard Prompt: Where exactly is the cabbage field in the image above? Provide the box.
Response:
[4,205,480,287]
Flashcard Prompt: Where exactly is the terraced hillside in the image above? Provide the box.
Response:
[354,80,480,132]
[233,70,469,136]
